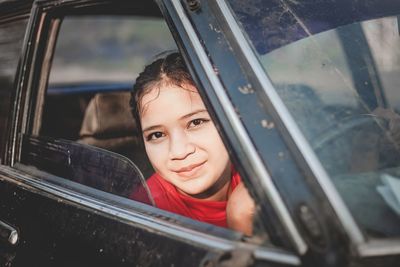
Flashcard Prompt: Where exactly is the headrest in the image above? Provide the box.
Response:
[78,92,140,151]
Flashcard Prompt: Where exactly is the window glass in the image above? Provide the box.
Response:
[20,134,153,204]
[228,0,400,238]
[0,19,28,163]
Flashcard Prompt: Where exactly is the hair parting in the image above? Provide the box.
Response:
[130,52,195,138]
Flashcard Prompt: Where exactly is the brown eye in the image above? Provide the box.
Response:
[188,118,209,129]
[192,119,203,126]
[147,131,165,141]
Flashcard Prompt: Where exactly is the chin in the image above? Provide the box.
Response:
[180,184,207,195]
[183,181,216,195]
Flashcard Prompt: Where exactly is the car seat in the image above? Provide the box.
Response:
[77,91,154,178]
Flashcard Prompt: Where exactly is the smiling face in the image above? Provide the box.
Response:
[140,84,231,200]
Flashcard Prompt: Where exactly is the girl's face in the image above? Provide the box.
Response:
[140,84,231,200]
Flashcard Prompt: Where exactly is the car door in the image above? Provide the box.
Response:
[176,0,400,267]
[0,0,302,266]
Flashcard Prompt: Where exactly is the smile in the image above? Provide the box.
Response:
[174,161,206,178]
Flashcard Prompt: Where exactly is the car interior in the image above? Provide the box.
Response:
[15,3,178,205]
[38,11,175,183]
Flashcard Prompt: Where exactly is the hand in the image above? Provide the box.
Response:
[226,182,255,236]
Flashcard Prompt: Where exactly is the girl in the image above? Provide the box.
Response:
[130,53,254,235]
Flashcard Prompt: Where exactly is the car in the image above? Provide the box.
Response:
[1,0,400,266]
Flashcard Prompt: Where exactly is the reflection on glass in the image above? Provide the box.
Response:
[228,0,400,238]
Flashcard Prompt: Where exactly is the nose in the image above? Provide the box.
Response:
[169,130,195,160]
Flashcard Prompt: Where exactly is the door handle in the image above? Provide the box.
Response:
[0,220,18,246]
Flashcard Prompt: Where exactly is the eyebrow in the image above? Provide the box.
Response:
[181,109,208,120]
[142,109,208,133]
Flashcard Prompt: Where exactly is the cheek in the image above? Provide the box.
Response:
[195,125,229,158]
[199,130,230,179]
[144,143,168,170]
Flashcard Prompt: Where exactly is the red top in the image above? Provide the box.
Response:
[131,171,241,227]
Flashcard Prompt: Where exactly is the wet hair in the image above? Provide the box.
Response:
[130,52,195,138]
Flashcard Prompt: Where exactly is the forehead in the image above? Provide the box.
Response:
[140,84,205,122]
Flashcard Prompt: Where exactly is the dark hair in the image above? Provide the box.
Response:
[130,52,195,138]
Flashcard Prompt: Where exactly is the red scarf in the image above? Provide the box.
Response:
[131,170,241,227]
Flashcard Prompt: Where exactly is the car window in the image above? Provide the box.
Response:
[228,0,400,239]
[42,15,175,140]
[41,15,175,177]
[0,19,28,163]
[24,9,262,241]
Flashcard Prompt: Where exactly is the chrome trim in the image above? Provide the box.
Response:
[0,219,19,246]
[358,239,400,257]
[253,247,300,265]
[171,0,307,255]
[0,166,300,265]
[9,230,19,245]
[215,0,365,245]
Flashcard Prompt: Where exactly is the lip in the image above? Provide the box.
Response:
[174,161,206,178]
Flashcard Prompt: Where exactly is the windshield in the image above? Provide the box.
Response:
[228,0,400,239]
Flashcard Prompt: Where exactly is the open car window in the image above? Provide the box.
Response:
[15,1,267,247]
[40,15,177,178]
[36,15,171,198]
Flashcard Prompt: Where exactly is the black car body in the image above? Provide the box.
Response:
[1,0,400,266]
